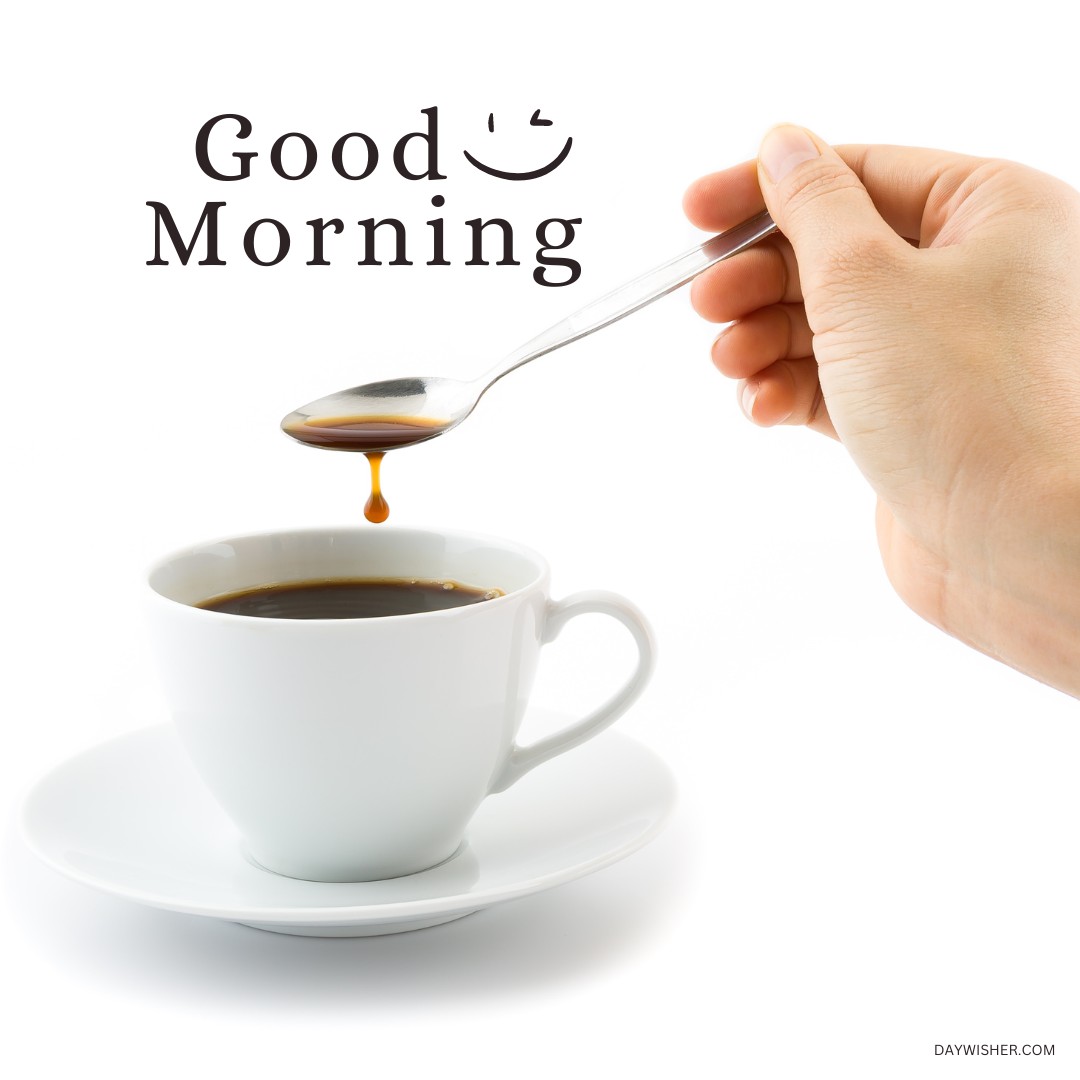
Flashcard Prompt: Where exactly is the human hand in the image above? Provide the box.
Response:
[684,126,1080,696]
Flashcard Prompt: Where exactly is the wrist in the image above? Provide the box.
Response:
[877,496,1080,699]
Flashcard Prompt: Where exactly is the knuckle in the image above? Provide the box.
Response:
[781,161,867,217]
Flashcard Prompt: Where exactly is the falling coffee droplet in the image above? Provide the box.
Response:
[281,414,454,526]
[364,452,390,523]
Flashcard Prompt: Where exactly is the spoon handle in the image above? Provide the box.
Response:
[480,209,777,388]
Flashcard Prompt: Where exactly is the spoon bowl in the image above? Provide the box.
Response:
[281,376,477,453]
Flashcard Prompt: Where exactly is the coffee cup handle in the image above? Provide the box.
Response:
[488,590,656,794]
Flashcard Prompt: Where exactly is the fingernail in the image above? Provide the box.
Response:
[739,379,758,421]
[759,125,821,184]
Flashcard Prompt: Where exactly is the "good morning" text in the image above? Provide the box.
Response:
[145,109,583,287]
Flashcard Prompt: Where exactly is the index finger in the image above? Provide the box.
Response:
[685,143,989,243]
[683,159,764,233]
[833,143,992,243]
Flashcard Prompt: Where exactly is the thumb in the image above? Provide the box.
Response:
[757,125,905,280]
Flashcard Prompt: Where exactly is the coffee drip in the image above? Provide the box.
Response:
[282,414,451,523]
[360,452,385,523]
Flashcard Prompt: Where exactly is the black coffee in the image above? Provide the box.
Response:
[197,577,503,619]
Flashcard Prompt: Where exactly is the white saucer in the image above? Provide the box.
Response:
[20,719,676,936]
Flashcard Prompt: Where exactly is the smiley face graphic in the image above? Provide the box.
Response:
[463,109,573,180]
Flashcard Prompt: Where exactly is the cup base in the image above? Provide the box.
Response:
[241,841,467,883]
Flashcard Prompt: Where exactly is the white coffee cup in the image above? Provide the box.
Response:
[145,526,655,882]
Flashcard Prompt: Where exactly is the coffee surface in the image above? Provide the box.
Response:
[197,577,503,619]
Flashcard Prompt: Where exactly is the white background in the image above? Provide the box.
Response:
[3,1,1078,1077]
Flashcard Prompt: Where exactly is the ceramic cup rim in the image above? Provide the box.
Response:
[144,524,552,625]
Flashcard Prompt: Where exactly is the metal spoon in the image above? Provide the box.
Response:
[281,210,777,452]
